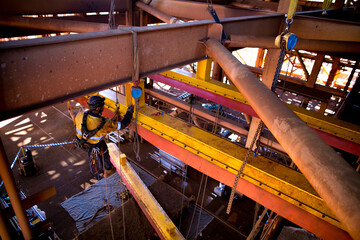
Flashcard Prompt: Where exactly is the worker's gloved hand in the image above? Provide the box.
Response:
[120,105,134,129]
[126,105,134,115]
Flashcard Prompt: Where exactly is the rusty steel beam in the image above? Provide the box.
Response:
[0,15,111,33]
[0,0,129,15]
[136,1,182,24]
[148,0,271,20]
[226,35,360,53]
[290,15,360,42]
[0,138,33,240]
[0,14,283,121]
[203,38,360,240]
[230,1,279,11]
[0,208,11,240]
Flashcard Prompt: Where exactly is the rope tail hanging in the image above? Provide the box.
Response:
[226,121,263,214]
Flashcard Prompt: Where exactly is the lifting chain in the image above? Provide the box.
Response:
[272,17,297,92]
[226,120,263,214]
[226,0,298,214]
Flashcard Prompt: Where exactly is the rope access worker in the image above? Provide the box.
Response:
[74,95,134,178]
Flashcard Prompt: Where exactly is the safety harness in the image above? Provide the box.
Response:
[77,111,106,150]
[73,111,106,179]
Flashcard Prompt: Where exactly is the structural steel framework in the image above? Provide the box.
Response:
[0,0,360,239]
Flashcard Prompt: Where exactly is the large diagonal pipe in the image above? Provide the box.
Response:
[202,38,360,240]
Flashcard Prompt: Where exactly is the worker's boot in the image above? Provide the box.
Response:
[104,168,116,178]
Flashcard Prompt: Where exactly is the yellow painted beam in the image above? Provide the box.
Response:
[108,143,184,240]
[196,59,212,81]
[125,80,145,107]
[160,69,360,145]
[97,94,343,230]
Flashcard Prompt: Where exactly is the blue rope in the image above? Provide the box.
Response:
[24,141,73,148]
[0,141,73,188]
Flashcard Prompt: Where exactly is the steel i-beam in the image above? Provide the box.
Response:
[226,35,360,53]
[202,38,360,240]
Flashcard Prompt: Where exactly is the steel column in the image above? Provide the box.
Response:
[0,0,129,15]
[203,38,360,240]
[0,208,11,240]
[0,138,32,240]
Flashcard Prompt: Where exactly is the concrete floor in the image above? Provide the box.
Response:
[0,102,94,239]
[0,102,256,239]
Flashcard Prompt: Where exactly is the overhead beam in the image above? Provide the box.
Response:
[0,14,283,121]
[202,38,360,240]
[0,0,129,15]
[0,15,111,33]
[290,15,360,42]
[148,0,272,20]
[230,1,279,11]
[226,35,360,53]
[108,144,184,240]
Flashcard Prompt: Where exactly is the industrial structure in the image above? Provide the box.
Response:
[0,0,360,239]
